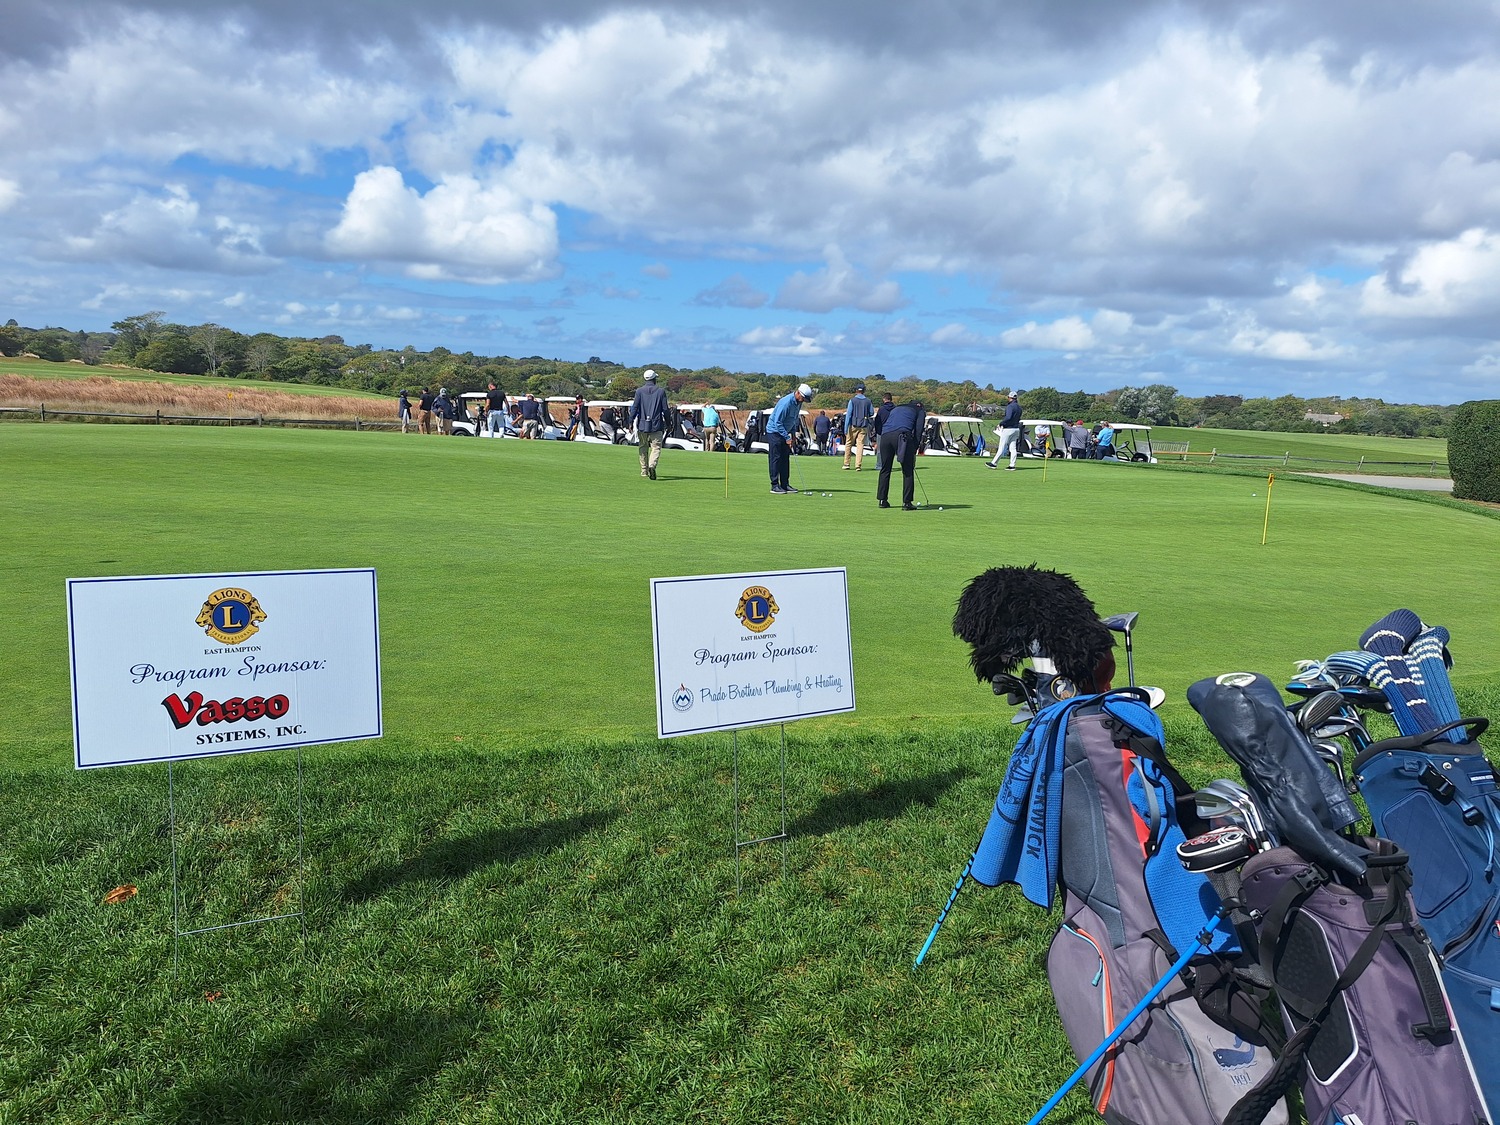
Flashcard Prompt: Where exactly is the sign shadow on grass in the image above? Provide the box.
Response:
[166,1005,477,1124]
[342,809,619,902]
[785,768,971,838]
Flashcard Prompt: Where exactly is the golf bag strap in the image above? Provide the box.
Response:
[1350,717,1490,770]
[1387,928,1452,1040]
[1223,868,1404,1125]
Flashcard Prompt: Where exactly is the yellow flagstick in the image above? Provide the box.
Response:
[1261,472,1275,545]
[724,441,730,499]
[1042,441,1049,483]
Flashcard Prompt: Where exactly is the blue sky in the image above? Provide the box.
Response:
[5,1,1500,402]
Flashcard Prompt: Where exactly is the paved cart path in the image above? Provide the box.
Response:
[1303,473,1453,492]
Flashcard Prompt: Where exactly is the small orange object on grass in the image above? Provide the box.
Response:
[102,884,138,904]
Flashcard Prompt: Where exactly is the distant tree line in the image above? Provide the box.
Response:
[0,313,1456,437]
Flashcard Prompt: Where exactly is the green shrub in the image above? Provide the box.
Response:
[1450,400,1500,502]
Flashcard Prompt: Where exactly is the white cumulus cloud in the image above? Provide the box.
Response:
[325,166,559,284]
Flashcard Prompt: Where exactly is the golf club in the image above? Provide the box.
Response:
[915,469,930,507]
[1101,612,1138,687]
[1194,780,1274,851]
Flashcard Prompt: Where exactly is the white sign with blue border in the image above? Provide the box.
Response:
[68,568,382,769]
[650,567,855,737]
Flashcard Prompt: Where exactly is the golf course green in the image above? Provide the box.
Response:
[4,422,1498,1123]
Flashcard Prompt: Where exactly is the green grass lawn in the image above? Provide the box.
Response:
[1146,425,1448,473]
[3,424,1499,1123]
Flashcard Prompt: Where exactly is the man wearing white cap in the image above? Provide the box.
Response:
[766,382,813,494]
[629,369,670,479]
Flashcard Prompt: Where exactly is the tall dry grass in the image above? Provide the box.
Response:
[0,375,395,422]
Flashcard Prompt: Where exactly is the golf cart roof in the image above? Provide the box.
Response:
[459,391,489,400]
[1109,422,1153,431]
[1022,419,1070,427]
[585,399,632,408]
[931,415,982,423]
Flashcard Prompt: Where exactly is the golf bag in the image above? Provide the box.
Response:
[1190,672,1492,1125]
[1354,718,1500,1115]
[971,692,1285,1125]
[1230,838,1492,1125]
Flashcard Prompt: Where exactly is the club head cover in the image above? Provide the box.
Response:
[953,565,1115,688]
[1187,672,1367,883]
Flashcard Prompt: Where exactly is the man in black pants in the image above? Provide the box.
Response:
[876,398,927,510]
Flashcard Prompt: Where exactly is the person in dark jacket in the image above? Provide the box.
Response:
[987,391,1024,470]
[433,387,453,435]
[398,389,413,434]
[876,399,927,510]
[629,370,670,479]
[813,410,831,454]
[842,384,872,470]
[873,392,895,439]
[418,387,435,434]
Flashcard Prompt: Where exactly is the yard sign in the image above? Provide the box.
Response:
[68,568,381,768]
[650,567,855,737]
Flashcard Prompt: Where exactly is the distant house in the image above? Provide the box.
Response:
[1304,411,1345,427]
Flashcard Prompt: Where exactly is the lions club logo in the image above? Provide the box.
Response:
[672,685,694,712]
[736,586,778,633]
[195,587,267,645]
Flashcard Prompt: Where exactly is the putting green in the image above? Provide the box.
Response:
[5,423,1497,766]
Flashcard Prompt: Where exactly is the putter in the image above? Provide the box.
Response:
[1101,612,1138,687]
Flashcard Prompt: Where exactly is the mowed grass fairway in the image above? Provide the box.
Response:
[4,424,1500,1125]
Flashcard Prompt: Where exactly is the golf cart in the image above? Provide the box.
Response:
[1109,423,1156,463]
[746,408,813,454]
[924,415,986,455]
[1019,419,1070,459]
[578,400,633,445]
[451,392,518,438]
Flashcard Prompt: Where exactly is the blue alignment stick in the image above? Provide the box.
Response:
[913,837,983,968]
[1025,915,1225,1125]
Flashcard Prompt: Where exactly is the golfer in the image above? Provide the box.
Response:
[701,403,720,451]
[842,384,872,470]
[987,391,1023,470]
[766,383,812,494]
[485,383,509,437]
[876,398,927,510]
[629,369,670,479]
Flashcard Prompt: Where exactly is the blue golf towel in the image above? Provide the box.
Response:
[969,697,1084,906]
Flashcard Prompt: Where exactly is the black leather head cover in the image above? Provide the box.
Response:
[1187,672,1367,882]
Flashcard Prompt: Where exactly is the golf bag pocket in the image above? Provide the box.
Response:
[1047,896,1279,1125]
[1237,841,1491,1125]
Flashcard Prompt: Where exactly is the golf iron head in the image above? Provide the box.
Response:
[1193,780,1275,851]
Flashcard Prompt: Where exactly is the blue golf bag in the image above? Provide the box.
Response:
[1353,717,1500,1114]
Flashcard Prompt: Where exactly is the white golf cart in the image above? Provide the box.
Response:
[451,392,518,437]
[924,415,986,455]
[1108,422,1157,463]
[1018,419,1071,459]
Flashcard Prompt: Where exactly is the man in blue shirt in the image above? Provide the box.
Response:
[1096,422,1116,460]
[842,384,872,470]
[987,391,1024,470]
[766,383,812,494]
[876,398,927,510]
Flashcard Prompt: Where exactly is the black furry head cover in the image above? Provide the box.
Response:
[953,565,1115,685]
